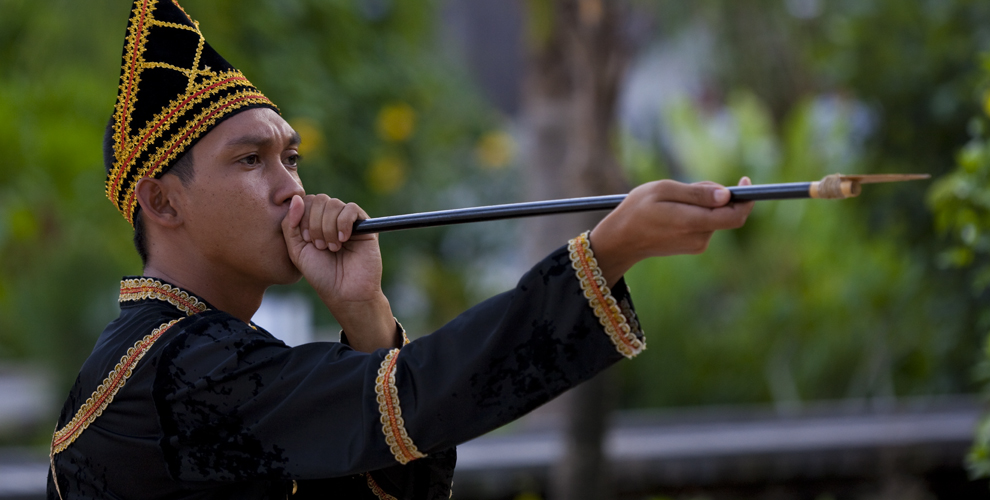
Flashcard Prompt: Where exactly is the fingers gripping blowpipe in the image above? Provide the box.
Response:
[351,173,930,235]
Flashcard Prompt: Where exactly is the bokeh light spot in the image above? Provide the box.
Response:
[289,117,323,157]
[367,154,408,193]
[475,131,515,169]
[376,103,416,142]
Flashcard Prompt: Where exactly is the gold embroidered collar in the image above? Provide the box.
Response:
[119,277,208,316]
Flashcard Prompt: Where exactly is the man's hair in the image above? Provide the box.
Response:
[103,118,196,266]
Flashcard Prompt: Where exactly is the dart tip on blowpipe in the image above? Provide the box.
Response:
[808,173,931,200]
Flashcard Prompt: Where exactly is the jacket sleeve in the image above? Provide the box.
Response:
[151,235,645,485]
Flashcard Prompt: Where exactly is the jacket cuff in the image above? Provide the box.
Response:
[567,231,646,359]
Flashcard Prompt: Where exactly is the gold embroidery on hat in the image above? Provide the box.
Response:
[186,21,205,93]
[148,18,200,34]
[170,0,194,22]
[108,0,156,206]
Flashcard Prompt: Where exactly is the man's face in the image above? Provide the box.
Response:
[177,107,305,286]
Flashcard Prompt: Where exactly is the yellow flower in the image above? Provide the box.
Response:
[475,131,515,169]
[376,103,416,142]
[289,117,323,157]
[367,155,408,193]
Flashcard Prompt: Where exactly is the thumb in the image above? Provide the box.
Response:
[281,195,306,253]
[659,181,730,208]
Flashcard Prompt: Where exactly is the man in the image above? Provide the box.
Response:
[48,1,753,499]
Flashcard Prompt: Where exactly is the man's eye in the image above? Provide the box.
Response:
[285,154,301,167]
[240,154,260,165]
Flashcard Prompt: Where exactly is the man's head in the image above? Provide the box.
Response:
[104,0,279,223]
[125,108,305,288]
[103,0,299,290]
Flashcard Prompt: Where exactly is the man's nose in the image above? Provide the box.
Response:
[272,161,305,204]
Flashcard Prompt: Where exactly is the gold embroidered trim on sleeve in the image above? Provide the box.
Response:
[119,277,208,316]
[619,295,643,338]
[375,349,427,464]
[396,318,411,346]
[50,318,184,455]
[365,473,398,500]
[567,231,645,359]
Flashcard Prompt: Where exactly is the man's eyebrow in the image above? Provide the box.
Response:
[224,132,302,149]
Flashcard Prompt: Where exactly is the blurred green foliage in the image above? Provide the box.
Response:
[618,0,990,408]
[929,52,990,478]
[622,92,971,407]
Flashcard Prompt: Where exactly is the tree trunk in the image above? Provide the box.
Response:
[519,1,630,499]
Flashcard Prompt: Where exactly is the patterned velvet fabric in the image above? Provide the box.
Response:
[48,245,643,499]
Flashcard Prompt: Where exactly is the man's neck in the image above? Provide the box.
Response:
[142,263,265,324]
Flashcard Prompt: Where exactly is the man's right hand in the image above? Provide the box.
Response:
[281,194,397,352]
[589,178,755,287]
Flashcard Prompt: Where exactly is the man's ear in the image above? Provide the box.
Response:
[134,176,183,228]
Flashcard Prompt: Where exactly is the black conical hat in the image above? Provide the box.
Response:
[105,0,278,225]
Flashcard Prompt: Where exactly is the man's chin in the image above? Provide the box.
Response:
[266,241,303,285]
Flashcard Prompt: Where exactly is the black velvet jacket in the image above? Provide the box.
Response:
[48,239,644,499]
